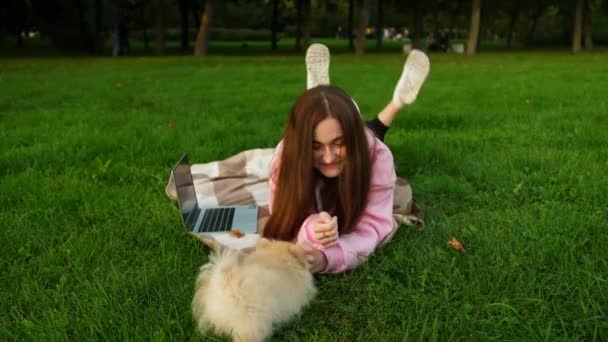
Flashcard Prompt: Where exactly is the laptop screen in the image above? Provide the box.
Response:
[173,155,198,227]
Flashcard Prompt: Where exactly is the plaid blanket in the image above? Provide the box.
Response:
[166,148,424,244]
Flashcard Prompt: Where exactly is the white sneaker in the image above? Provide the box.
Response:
[306,43,330,89]
[392,50,430,106]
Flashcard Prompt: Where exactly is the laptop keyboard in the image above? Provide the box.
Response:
[198,207,236,233]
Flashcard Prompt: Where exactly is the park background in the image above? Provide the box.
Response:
[1,0,607,340]
[3,0,608,55]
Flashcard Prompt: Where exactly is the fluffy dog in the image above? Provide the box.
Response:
[192,238,317,342]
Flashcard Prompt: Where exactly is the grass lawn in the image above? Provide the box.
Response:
[1,48,607,340]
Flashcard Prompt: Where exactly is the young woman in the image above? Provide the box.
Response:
[263,45,429,273]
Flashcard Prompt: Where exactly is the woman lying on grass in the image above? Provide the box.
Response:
[263,44,430,273]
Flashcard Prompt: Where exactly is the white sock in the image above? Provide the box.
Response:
[306,44,330,89]
[392,50,430,107]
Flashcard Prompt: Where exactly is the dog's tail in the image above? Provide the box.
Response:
[195,247,241,288]
[193,248,243,334]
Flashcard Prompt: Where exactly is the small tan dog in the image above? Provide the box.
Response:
[192,238,317,342]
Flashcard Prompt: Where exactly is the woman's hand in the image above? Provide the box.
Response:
[313,211,339,248]
[299,241,328,273]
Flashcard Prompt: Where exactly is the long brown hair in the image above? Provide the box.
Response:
[264,86,372,241]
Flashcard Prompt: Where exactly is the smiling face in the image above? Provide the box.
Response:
[265,86,372,241]
[313,117,346,178]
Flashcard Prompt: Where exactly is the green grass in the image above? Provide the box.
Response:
[1,49,607,341]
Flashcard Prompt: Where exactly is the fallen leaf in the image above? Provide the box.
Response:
[448,237,465,252]
[167,122,176,129]
[228,230,245,238]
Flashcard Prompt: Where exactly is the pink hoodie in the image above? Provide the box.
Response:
[268,129,396,273]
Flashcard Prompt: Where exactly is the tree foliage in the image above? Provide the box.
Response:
[2,0,608,53]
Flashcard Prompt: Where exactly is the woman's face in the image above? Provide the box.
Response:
[313,117,346,178]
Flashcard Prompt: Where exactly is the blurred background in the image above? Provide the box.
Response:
[1,0,607,57]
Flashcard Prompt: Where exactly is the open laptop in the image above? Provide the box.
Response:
[172,154,259,238]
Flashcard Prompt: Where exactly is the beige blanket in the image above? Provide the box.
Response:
[166,149,423,245]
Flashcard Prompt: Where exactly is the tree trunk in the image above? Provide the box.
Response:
[295,0,302,51]
[301,0,312,51]
[355,0,370,55]
[10,0,28,48]
[178,0,189,51]
[572,0,583,54]
[466,0,481,55]
[271,0,279,50]
[348,0,354,50]
[16,33,23,48]
[191,0,200,29]
[525,4,544,46]
[506,8,519,48]
[77,0,88,50]
[411,2,424,49]
[376,0,383,50]
[141,6,149,50]
[194,0,214,56]
[0,3,5,48]
[155,0,166,56]
[94,0,104,54]
[113,6,129,56]
[583,0,593,50]
[0,5,5,48]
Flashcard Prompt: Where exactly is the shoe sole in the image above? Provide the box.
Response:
[398,50,430,105]
[306,43,330,89]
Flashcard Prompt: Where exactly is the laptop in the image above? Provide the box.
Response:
[172,154,259,240]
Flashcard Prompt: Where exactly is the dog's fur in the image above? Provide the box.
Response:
[192,239,317,342]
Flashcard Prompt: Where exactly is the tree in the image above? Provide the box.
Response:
[302,0,312,50]
[348,0,354,50]
[295,0,311,52]
[411,1,425,49]
[0,3,5,47]
[375,0,383,49]
[295,0,302,50]
[177,0,189,51]
[113,4,129,56]
[154,0,165,55]
[466,0,481,55]
[355,0,370,55]
[583,0,592,50]
[524,0,551,46]
[194,0,213,56]
[191,0,200,30]
[3,0,31,48]
[94,0,104,53]
[505,0,522,48]
[572,0,583,53]
[271,0,279,50]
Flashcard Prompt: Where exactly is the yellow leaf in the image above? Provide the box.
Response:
[448,237,465,252]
